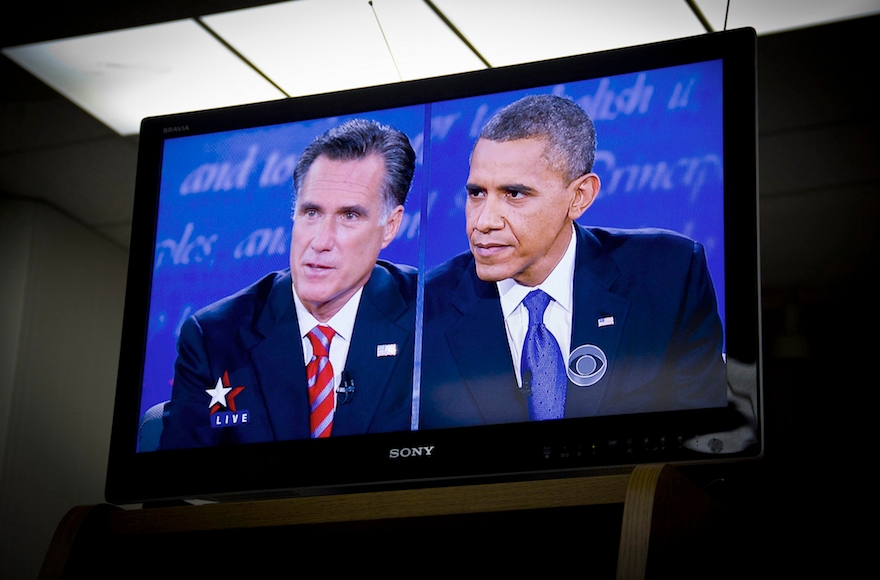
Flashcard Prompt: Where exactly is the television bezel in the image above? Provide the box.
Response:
[106,27,760,505]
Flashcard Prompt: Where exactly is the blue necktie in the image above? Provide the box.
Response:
[520,290,567,420]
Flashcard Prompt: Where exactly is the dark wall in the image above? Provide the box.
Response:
[685,14,878,576]
[758,15,877,465]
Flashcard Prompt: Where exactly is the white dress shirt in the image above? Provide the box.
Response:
[292,284,361,405]
[497,225,577,388]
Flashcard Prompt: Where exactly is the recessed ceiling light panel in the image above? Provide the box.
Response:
[3,20,286,135]
[202,0,485,97]
[431,0,706,67]
[694,0,880,34]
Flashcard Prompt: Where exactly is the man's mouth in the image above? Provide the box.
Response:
[471,242,510,258]
[303,262,334,273]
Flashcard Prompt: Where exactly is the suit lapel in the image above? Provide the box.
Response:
[247,271,311,441]
[566,225,630,417]
[334,265,411,435]
[446,262,529,424]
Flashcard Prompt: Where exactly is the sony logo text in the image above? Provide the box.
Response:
[389,445,435,459]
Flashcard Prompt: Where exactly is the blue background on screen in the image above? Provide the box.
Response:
[139,60,724,426]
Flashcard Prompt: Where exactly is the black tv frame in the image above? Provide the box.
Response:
[106,27,760,504]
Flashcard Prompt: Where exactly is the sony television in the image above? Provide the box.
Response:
[105,27,761,504]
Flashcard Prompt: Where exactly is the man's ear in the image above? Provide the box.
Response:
[568,173,600,220]
[381,205,405,249]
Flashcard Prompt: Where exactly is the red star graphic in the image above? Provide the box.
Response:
[209,370,246,414]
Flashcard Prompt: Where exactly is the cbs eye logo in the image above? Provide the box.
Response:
[567,344,608,387]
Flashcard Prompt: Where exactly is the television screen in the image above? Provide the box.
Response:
[106,27,760,504]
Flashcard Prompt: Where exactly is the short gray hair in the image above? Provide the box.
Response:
[480,94,597,182]
[293,119,416,219]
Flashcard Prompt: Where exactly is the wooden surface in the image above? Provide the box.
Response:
[617,464,730,579]
[40,465,733,579]
[106,472,632,535]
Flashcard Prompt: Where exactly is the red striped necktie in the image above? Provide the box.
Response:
[306,325,336,438]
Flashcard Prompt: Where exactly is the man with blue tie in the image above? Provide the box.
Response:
[419,95,727,429]
[161,119,417,449]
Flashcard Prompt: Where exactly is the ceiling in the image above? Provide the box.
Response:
[1,0,878,249]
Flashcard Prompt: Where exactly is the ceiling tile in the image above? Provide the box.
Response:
[431,0,706,67]
[694,0,880,34]
[202,0,484,97]
[368,0,487,79]
[3,20,286,135]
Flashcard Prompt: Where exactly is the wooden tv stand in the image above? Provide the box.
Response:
[41,464,733,579]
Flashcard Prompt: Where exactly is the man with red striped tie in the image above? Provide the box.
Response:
[161,119,417,449]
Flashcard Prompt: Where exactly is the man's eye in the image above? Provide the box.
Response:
[507,190,526,199]
[303,208,318,217]
[342,212,359,220]
[467,188,485,198]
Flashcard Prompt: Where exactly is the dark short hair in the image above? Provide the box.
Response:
[293,119,416,219]
[480,94,597,182]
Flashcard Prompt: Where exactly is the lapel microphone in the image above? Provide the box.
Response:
[520,370,532,397]
[337,371,355,404]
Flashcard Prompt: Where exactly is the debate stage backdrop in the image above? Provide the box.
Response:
[140,60,725,427]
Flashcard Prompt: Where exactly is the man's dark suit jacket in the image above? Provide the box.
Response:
[160,261,416,450]
[419,225,727,430]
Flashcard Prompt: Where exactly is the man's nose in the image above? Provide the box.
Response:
[474,195,505,232]
[310,217,336,251]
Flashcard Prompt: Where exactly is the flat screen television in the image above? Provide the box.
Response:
[106,27,761,504]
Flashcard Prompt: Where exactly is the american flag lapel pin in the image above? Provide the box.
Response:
[597,316,615,328]
[377,343,398,357]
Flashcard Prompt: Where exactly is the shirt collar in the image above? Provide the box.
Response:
[497,223,577,319]
[292,284,362,343]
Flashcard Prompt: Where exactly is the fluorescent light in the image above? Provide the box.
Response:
[430,0,707,67]
[369,0,486,79]
[5,0,876,136]
[694,0,880,34]
[202,0,484,97]
[3,20,286,135]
